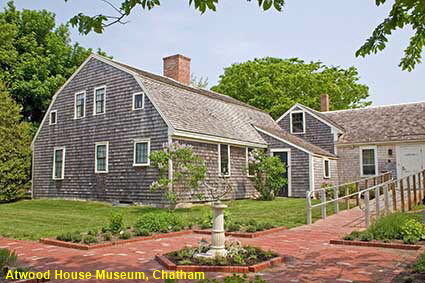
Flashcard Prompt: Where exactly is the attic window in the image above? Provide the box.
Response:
[133,92,145,110]
[94,86,106,115]
[50,110,57,125]
[290,111,305,134]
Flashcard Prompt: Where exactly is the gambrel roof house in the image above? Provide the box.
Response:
[31,54,425,205]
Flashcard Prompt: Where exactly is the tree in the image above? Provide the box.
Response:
[0,82,32,203]
[211,57,370,118]
[190,74,209,89]
[356,0,425,71]
[0,1,108,123]
[248,149,286,201]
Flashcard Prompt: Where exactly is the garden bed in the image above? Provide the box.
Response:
[194,226,287,238]
[156,242,283,273]
[329,239,422,250]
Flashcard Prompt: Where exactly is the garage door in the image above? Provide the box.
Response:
[398,144,425,178]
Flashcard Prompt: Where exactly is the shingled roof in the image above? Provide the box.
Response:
[323,102,425,144]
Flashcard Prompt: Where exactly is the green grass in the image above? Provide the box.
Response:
[0,198,346,240]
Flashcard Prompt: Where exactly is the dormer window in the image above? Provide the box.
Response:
[290,111,305,134]
[49,110,57,125]
[133,92,145,110]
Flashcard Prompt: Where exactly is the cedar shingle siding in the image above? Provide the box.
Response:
[32,58,169,204]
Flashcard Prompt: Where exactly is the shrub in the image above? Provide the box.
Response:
[109,213,124,234]
[401,219,425,240]
[343,231,362,241]
[134,228,151,237]
[0,248,18,272]
[134,212,183,233]
[227,222,242,232]
[87,229,98,236]
[360,232,373,242]
[403,235,419,245]
[412,253,425,273]
[71,232,82,243]
[247,149,287,200]
[119,231,132,240]
[103,232,113,241]
[57,231,82,243]
[367,212,419,240]
[83,235,98,245]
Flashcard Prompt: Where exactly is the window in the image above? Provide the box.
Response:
[94,86,106,115]
[290,111,305,134]
[219,144,230,176]
[95,142,108,173]
[133,139,150,166]
[361,146,377,176]
[75,91,86,118]
[323,159,330,179]
[133,92,144,110]
[246,147,255,177]
[53,147,65,180]
[50,110,57,125]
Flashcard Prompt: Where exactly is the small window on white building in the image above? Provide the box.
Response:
[246,147,255,177]
[290,111,305,134]
[94,86,106,115]
[133,139,150,166]
[50,110,57,125]
[219,144,230,176]
[95,142,109,173]
[133,92,144,110]
[323,159,330,179]
[361,146,377,176]
[75,91,86,118]
[53,147,65,180]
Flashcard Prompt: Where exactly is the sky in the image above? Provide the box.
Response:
[4,0,425,106]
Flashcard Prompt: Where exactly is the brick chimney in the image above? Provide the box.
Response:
[163,54,191,85]
[320,93,329,112]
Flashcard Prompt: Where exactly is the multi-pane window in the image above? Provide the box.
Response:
[361,147,377,176]
[75,92,86,118]
[291,111,304,133]
[94,87,106,115]
[219,144,230,176]
[53,147,65,179]
[50,110,57,125]
[246,147,255,177]
[134,140,150,166]
[323,159,330,178]
[95,142,108,173]
[133,93,144,110]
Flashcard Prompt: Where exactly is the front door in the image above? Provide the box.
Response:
[399,144,425,178]
[272,150,290,197]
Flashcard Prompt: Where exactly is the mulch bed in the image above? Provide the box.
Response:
[330,239,422,250]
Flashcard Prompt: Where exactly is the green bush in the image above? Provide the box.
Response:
[403,235,419,245]
[401,219,425,240]
[360,232,373,242]
[119,231,132,240]
[412,253,425,272]
[344,231,362,241]
[56,231,82,243]
[109,213,124,234]
[0,248,17,273]
[87,229,98,236]
[134,228,151,237]
[134,212,183,233]
[83,235,98,245]
[367,212,419,240]
[103,232,112,241]
[71,232,82,243]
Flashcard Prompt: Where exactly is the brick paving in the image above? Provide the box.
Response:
[0,207,421,283]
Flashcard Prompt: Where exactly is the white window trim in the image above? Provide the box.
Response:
[323,158,331,179]
[360,145,378,177]
[49,110,57,125]
[246,147,255,177]
[52,146,66,180]
[289,110,306,134]
[218,144,231,177]
[93,85,107,115]
[74,91,86,119]
[132,92,145,111]
[133,139,151,166]
[95,141,109,173]
[270,148,292,197]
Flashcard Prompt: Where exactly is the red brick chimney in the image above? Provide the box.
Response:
[163,54,191,85]
[320,93,329,112]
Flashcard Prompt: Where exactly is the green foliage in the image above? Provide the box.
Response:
[103,232,112,241]
[368,213,420,241]
[412,253,425,273]
[134,212,183,233]
[211,57,370,118]
[343,231,362,241]
[359,232,373,242]
[0,248,17,275]
[0,83,32,202]
[118,230,132,240]
[82,235,98,245]
[0,1,108,122]
[56,231,82,242]
[198,274,267,283]
[248,149,286,200]
[134,228,151,237]
[403,235,419,245]
[401,219,425,240]
[356,0,425,71]
[108,212,124,234]
[190,74,209,89]
[150,142,207,204]
[67,0,284,34]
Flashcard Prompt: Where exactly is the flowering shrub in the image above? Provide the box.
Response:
[248,149,286,200]
[150,142,207,204]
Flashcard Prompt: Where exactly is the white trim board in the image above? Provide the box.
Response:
[270,148,292,197]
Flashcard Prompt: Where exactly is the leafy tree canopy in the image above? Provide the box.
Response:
[211,57,370,119]
[0,1,107,123]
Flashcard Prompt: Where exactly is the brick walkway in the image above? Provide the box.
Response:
[0,207,421,283]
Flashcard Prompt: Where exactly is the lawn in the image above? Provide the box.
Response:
[0,198,345,240]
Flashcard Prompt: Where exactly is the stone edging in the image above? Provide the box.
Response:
[193,226,287,238]
[330,239,422,250]
[39,230,193,250]
[155,255,284,273]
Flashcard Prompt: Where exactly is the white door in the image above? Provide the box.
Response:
[398,144,425,178]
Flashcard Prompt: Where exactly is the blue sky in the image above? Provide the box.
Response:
[5,0,425,106]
